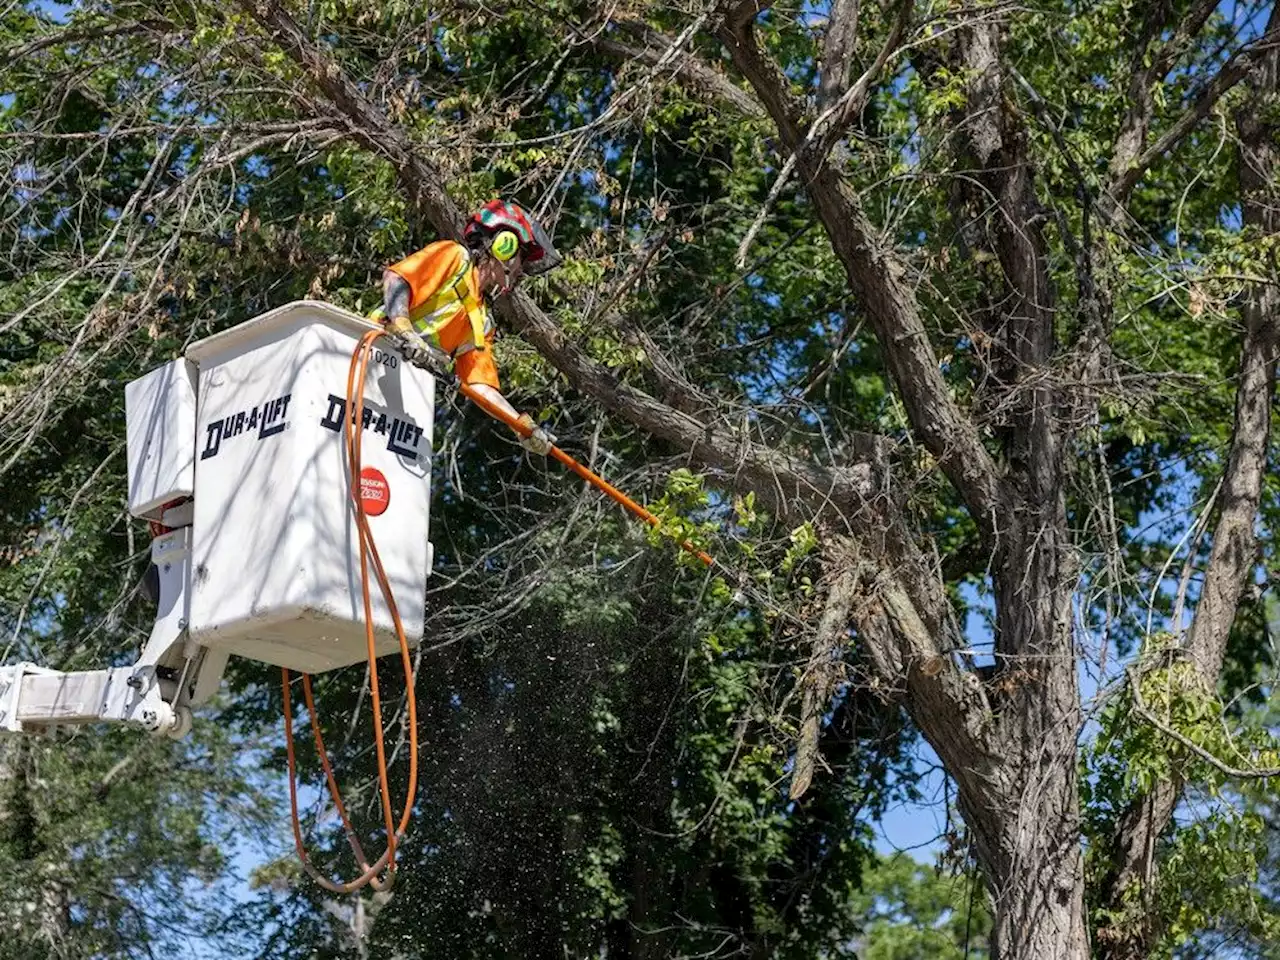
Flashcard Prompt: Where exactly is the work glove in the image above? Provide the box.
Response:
[514,413,556,456]
[385,317,443,373]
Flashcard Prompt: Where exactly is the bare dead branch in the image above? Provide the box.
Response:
[790,542,860,800]
[0,17,169,62]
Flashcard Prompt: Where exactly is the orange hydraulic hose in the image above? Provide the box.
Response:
[349,333,422,859]
[344,333,402,870]
[455,380,714,567]
[281,327,420,894]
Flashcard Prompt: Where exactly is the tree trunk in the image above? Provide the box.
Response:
[969,518,1089,960]
[979,759,1090,960]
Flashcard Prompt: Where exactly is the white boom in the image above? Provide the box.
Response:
[0,501,221,737]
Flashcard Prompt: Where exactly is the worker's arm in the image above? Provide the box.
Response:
[457,350,556,456]
[382,270,412,326]
[468,382,520,421]
[379,268,437,366]
[468,384,555,455]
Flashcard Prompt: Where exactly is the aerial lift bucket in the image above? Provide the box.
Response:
[0,301,435,736]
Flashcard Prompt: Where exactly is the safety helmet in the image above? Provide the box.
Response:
[463,200,562,276]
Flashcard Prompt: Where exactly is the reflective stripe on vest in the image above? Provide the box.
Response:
[408,249,492,357]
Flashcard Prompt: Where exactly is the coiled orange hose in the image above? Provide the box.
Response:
[282,327,420,893]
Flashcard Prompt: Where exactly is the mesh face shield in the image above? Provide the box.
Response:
[520,213,562,276]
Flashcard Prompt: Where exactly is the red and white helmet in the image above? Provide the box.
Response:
[463,200,562,275]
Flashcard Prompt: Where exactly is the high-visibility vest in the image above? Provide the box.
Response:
[408,249,491,358]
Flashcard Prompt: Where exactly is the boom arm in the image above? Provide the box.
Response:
[0,503,226,738]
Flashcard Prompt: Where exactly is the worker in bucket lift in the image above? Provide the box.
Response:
[373,200,562,455]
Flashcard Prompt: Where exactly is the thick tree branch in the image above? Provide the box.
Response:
[502,288,881,518]
[850,547,1005,849]
[704,19,1017,836]
[591,22,765,119]
[958,19,1056,400]
[1103,15,1280,213]
[818,0,861,108]
[722,0,777,34]
[1098,274,1280,960]
[789,534,998,817]
[953,32,1079,822]
[813,0,914,161]
[715,12,1005,537]
[1183,321,1280,676]
[1105,0,1220,205]
[712,14,1086,947]
[716,11,807,141]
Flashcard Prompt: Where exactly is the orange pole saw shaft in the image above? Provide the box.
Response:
[455,380,714,567]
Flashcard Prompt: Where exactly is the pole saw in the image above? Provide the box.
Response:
[418,350,714,568]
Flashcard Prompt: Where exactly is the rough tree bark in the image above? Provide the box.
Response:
[951,18,1089,957]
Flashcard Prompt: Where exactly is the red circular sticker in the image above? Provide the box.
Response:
[359,467,390,516]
